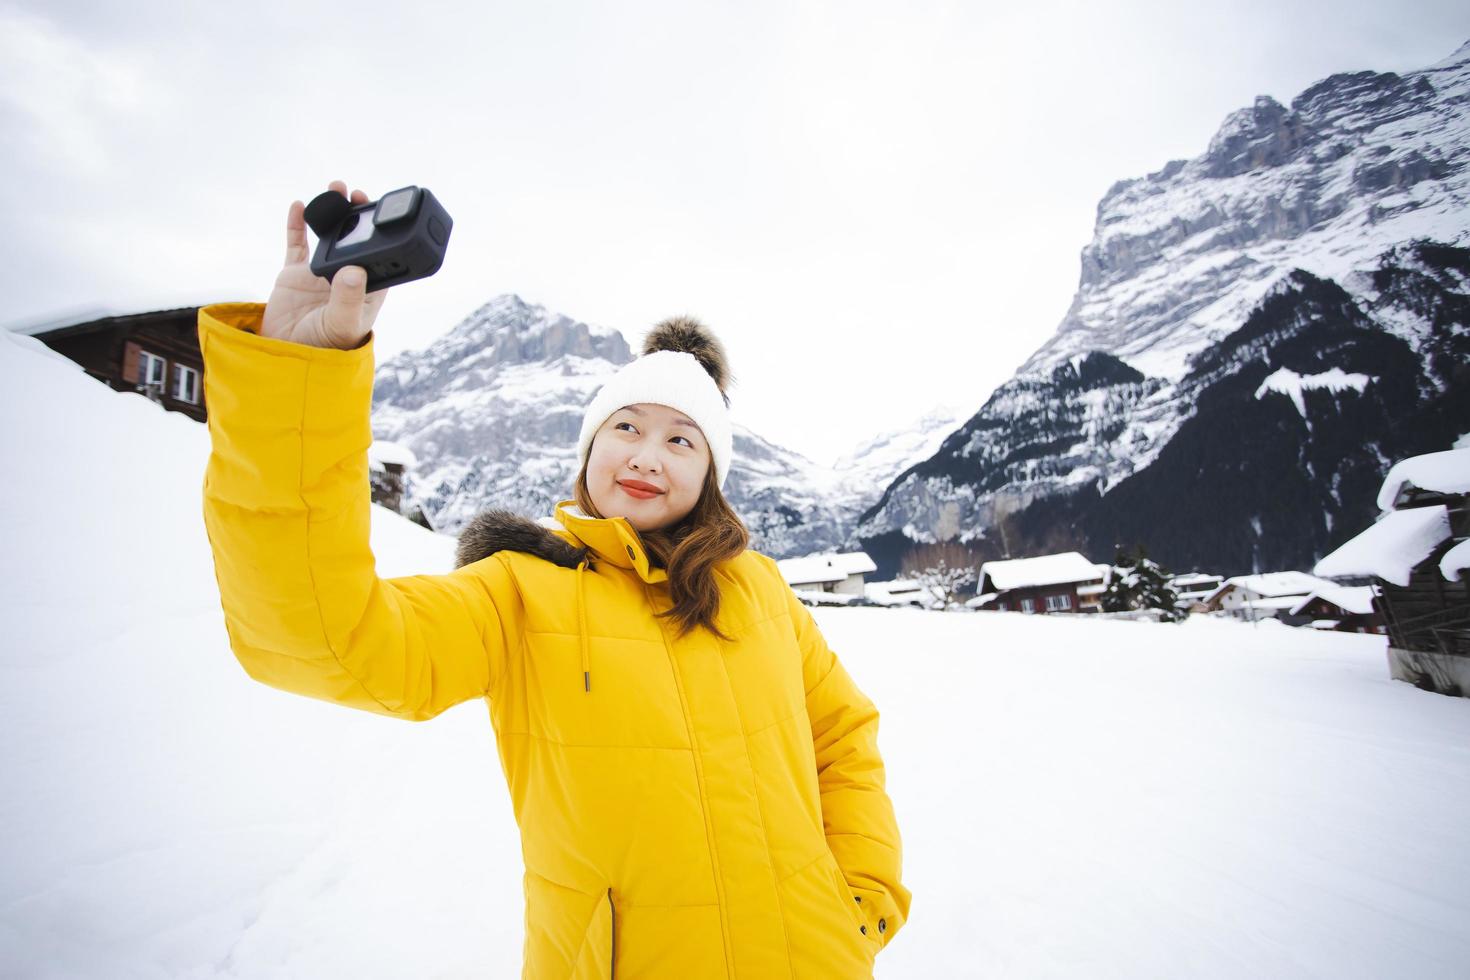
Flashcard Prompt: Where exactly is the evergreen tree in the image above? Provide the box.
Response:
[1102,545,1185,622]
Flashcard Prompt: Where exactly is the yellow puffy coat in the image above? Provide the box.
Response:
[197,303,911,978]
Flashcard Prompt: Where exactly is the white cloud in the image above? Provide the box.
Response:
[1,0,1467,464]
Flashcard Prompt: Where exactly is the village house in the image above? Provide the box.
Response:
[863,578,947,610]
[368,440,435,531]
[1315,446,1470,696]
[11,306,209,422]
[8,304,428,522]
[1201,571,1345,624]
[1170,572,1225,612]
[776,551,877,597]
[969,551,1105,614]
[1289,583,1383,633]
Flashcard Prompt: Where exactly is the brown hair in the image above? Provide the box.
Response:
[573,458,749,642]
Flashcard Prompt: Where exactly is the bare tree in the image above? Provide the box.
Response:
[900,541,979,608]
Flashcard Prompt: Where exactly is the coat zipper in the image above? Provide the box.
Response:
[608,887,616,979]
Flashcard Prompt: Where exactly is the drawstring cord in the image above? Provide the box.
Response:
[576,557,591,693]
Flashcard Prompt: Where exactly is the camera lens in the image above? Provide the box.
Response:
[374,187,419,225]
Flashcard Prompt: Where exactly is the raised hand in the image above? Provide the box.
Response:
[261,180,389,350]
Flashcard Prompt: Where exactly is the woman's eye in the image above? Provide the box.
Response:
[614,422,637,434]
[671,436,694,448]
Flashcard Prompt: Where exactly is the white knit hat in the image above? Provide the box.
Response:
[576,317,735,490]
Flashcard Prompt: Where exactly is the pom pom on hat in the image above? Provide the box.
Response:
[641,316,734,406]
[577,315,735,490]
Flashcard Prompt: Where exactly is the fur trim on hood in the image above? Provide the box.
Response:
[454,509,589,570]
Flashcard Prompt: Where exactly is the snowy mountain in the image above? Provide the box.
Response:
[857,42,1470,577]
[829,401,971,497]
[370,294,965,557]
[369,293,634,525]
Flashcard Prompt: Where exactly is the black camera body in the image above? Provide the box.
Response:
[304,185,452,292]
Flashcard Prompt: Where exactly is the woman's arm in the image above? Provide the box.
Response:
[199,303,522,721]
[782,581,913,951]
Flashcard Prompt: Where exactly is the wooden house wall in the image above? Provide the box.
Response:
[1380,551,1470,653]
[1378,489,1470,657]
[994,582,1087,614]
[38,309,206,422]
[1296,596,1386,633]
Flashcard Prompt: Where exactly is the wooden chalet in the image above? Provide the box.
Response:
[11,306,208,422]
[368,440,434,531]
[1170,572,1224,613]
[1200,571,1342,625]
[970,552,1105,614]
[9,304,433,527]
[1315,447,1470,697]
[1289,584,1384,634]
[776,551,877,597]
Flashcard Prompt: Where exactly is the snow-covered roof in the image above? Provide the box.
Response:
[1441,539,1470,583]
[1207,571,1337,602]
[1242,595,1314,611]
[368,440,418,470]
[1289,584,1376,617]
[3,302,215,337]
[1376,449,1470,511]
[966,592,999,608]
[777,551,876,585]
[1171,573,1222,588]
[865,579,944,607]
[1313,506,1451,588]
[980,552,1100,590]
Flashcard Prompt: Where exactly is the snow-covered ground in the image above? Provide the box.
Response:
[3,327,1469,978]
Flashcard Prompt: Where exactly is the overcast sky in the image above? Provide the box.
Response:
[3,1,1467,466]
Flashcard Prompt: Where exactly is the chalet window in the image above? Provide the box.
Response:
[1020,597,1036,613]
[137,350,165,387]
[173,363,199,404]
[1045,593,1072,612]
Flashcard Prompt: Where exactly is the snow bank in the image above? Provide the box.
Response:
[1376,448,1470,511]
[1315,505,1452,586]
[5,326,1470,979]
[1253,366,1373,419]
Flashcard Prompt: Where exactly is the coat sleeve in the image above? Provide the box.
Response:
[781,577,913,951]
[198,303,523,722]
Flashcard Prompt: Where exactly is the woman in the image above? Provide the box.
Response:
[199,181,911,978]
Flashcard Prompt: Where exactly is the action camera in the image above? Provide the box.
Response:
[304,185,453,292]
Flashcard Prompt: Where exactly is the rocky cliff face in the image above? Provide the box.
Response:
[856,42,1470,578]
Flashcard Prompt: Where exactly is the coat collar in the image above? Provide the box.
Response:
[453,501,667,585]
[553,500,668,584]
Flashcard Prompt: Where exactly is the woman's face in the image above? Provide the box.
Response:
[586,403,711,532]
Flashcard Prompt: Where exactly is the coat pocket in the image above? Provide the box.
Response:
[828,863,870,941]
[523,870,616,979]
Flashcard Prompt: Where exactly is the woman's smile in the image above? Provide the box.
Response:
[617,479,665,500]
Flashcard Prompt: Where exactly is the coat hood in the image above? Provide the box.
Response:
[454,499,670,585]
[453,508,589,570]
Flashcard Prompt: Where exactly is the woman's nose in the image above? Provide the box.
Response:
[630,448,662,472]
